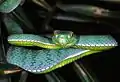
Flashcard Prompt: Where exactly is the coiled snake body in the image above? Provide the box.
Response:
[7,30,118,74]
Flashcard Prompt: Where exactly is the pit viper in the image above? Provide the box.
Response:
[0,0,118,74]
[7,30,118,74]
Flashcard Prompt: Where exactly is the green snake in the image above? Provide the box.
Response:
[0,0,118,74]
[7,30,118,74]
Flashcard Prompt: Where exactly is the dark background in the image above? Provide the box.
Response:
[1,0,120,82]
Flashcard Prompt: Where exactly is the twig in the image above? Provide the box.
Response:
[73,62,98,82]
[19,71,28,82]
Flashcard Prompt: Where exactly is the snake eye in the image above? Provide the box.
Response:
[70,32,73,37]
[54,30,60,35]
[55,35,58,38]
[67,35,71,38]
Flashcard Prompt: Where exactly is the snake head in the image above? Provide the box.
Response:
[52,30,77,48]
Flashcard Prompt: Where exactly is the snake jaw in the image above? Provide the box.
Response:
[52,36,77,48]
[52,30,77,48]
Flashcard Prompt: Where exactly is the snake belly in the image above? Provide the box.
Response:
[8,34,62,49]
[0,0,21,13]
